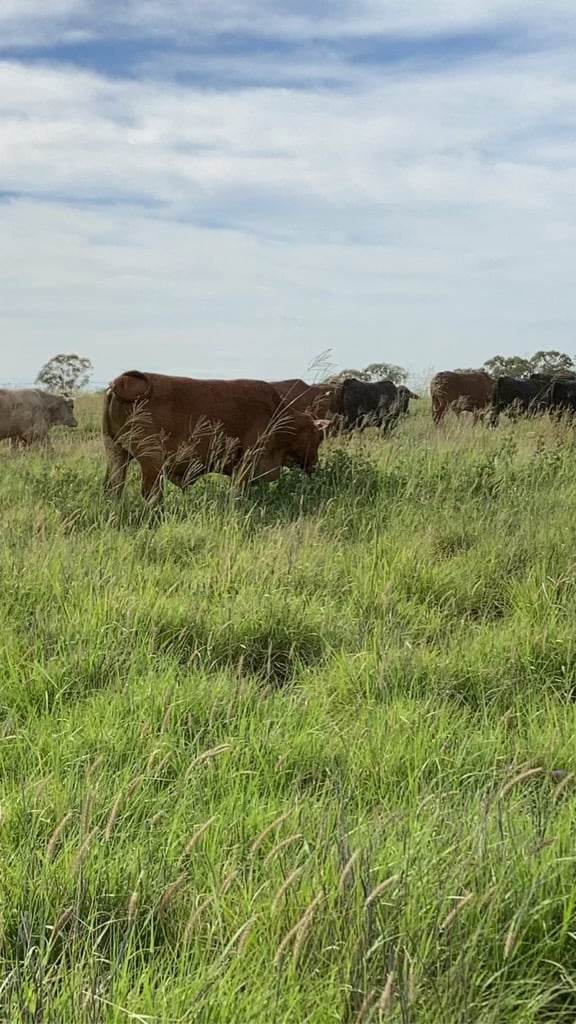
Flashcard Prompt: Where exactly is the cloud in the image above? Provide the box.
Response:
[1,1,575,381]
[3,0,576,49]
[1,51,575,217]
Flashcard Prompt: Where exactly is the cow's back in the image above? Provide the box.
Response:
[271,379,334,417]
[107,372,281,442]
[0,388,46,440]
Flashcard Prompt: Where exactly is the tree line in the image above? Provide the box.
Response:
[30,349,576,395]
[325,350,576,386]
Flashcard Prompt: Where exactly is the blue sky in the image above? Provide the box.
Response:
[1,0,576,386]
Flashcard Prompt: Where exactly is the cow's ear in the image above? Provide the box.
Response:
[111,371,151,402]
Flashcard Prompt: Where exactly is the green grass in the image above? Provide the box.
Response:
[1,398,576,1022]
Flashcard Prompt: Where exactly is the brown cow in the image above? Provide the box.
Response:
[103,370,325,502]
[0,388,77,446]
[271,378,335,418]
[430,370,495,425]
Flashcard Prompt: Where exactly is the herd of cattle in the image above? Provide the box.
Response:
[430,368,576,425]
[1,367,575,502]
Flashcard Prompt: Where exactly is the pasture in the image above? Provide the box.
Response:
[1,393,576,1022]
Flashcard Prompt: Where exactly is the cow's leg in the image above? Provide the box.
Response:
[103,437,132,498]
[10,436,28,450]
[380,409,399,436]
[432,402,445,425]
[20,431,46,447]
[487,405,500,427]
[139,459,164,504]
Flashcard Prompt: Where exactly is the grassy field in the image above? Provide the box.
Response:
[1,394,576,1023]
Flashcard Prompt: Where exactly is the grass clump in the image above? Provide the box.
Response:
[0,402,576,1021]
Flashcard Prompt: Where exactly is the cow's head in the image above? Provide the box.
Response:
[48,394,78,428]
[286,412,326,474]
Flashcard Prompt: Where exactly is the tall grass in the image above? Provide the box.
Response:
[1,398,576,1022]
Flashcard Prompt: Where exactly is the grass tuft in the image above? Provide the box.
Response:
[1,400,576,1020]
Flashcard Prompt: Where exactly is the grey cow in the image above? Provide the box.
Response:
[0,389,77,446]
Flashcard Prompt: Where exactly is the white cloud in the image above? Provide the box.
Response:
[1,53,575,216]
[1,189,574,386]
[3,0,576,47]
[1,3,576,380]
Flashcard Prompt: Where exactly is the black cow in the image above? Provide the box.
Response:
[530,372,576,382]
[489,376,556,425]
[331,378,418,433]
[550,379,576,415]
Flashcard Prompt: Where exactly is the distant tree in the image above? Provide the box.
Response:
[324,368,372,385]
[324,362,408,385]
[35,353,93,394]
[364,362,407,385]
[529,350,576,376]
[483,355,533,379]
[483,350,576,379]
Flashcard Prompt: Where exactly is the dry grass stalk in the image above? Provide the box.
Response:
[46,810,73,861]
[72,827,98,874]
[364,874,400,909]
[439,892,474,931]
[86,754,104,780]
[378,970,395,1014]
[236,917,255,956]
[504,917,519,959]
[354,988,377,1024]
[105,791,123,841]
[272,866,305,914]
[292,895,322,966]
[553,771,574,802]
[185,744,233,777]
[250,808,297,855]
[222,917,256,958]
[49,906,74,943]
[479,885,497,908]
[219,868,239,897]
[81,790,93,835]
[498,766,543,799]
[127,872,144,925]
[148,810,165,829]
[151,752,171,778]
[339,848,361,891]
[263,833,303,867]
[275,892,323,965]
[160,702,175,735]
[407,961,418,1006]
[157,873,188,917]
[178,815,218,864]
[126,774,142,799]
[183,897,212,944]
[146,746,166,771]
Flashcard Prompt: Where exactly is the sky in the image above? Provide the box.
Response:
[1,1,576,387]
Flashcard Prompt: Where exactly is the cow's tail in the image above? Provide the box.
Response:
[102,387,113,439]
